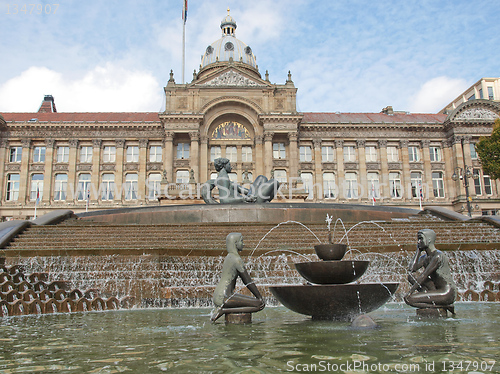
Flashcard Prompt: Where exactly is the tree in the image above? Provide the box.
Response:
[476,118,500,180]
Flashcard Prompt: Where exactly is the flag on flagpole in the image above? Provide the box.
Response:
[86,188,90,212]
[182,0,188,24]
[371,182,376,206]
[36,186,40,205]
[419,182,423,210]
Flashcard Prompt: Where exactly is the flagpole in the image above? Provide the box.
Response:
[34,200,37,220]
[182,18,185,84]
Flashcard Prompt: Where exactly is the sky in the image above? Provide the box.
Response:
[1,0,499,114]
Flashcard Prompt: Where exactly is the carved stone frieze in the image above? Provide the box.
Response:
[201,70,266,87]
[147,162,163,171]
[431,162,445,171]
[69,139,79,148]
[273,159,288,168]
[356,139,365,148]
[455,108,499,120]
[322,162,337,170]
[344,162,358,170]
[263,123,297,131]
[378,139,387,148]
[125,163,139,171]
[335,139,344,148]
[366,162,381,170]
[400,140,409,148]
[92,139,102,148]
[29,164,44,172]
[115,139,125,148]
[313,138,322,148]
[0,139,8,148]
[6,164,21,172]
[21,138,31,148]
[139,139,149,148]
[77,164,92,172]
[174,159,190,168]
[53,164,69,172]
[387,162,402,170]
[100,164,115,172]
[45,138,55,148]
[410,163,424,171]
[299,162,314,170]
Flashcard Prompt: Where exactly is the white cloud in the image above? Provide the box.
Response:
[0,64,163,112]
[410,76,470,113]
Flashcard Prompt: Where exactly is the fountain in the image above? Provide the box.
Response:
[269,241,399,320]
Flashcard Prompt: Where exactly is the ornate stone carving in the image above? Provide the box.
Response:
[53,164,69,172]
[431,162,445,171]
[139,139,149,148]
[0,139,8,148]
[264,132,274,142]
[69,139,79,148]
[366,162,381,170]
[400,140,409,148]
[344,162,358,170]
[254,135,263,145]
[335,139,344,148]
[77,164,92,172]
[6,164,21,171]
[450,136,462,145]
[313,138,322,148]
[29,164,44,172]
[462,135,471,144]
[273,159,288,168]
[147,162,163,171]
[299,162,313,170]
[455,108,499,120]
[321,162,337,170]
[100,164,115,172]
[421,139,430,148]
[177,97,188,110]
[441,139,451,148]
[288,132,298,142]
[21,138,31,148]
[92,139,102,148]
[356,139,365,148]
[201,70,265,87]
[387,162,402,170]
[378,139,387,148]
[174,159,190,168]
[115,139,125,148]
[165,132,174,141]
[200,135,209,145]
[189,131,200,142]
[410,163,424,170]
[125,163,139,171]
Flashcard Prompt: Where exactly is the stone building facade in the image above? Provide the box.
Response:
[1,13,499,219]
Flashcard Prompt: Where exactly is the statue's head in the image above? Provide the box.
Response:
[214,157,231,172]
[226,232,243,254]
[417,229,436,249]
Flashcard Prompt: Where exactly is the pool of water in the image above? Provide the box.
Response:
[0,303,498,373]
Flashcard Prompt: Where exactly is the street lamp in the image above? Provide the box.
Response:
[451,166,479,217]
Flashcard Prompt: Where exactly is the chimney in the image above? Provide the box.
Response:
[38,95,57,113]
[381,106,393,115]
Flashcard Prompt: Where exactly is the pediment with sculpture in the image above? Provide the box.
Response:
[447,99,500,122]
[200,70,267,87]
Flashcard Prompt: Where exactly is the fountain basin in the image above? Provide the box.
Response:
[294,260,369,284]
[314,243,348,261]
[269,283,399,320]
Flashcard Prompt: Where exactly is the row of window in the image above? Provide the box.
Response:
[5,173,164,202]
[8,146,164,164]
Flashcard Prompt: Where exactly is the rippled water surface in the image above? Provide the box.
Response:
[0,303,498,373]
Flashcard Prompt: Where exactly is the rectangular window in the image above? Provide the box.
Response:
[101,173,115,201]
[387,146,399,162]
[6,174,20,201]
[56,146,69,163]
[210,146,221,162]
[470,143,477,159]
[126,146,139,163]
[300,172,313,194]
[30,173,44,201]
[148,173,162,200]
[367,172,380,199]
[321,146,334,162]
[176,170,189,184]
[226,146,237,162]
[124,174,138,200]
[484,175,492,195]
[410,172,423,198]
[408,146,420,162]
[77,174,91,201]
[488,86,494,100]
[33,146,46,163]
[479,88,483,99]
[80,146,93,163]
[432,171,445,197]
[54,174,67,201]
[323,172,335,198]
[9,147,22,163]
[343,146,356,162]
[365,146,377,162]
[273,143,286,159]
[176,143,190,159]
[344,172,358,199]
[299,146,312,162]
[429,147,441,162]
[389,172,402,198]
[241,146,252,162]
[274,169,287,183]
[103,146,116,163]
[473,169,482,195]
[149,146,162,163]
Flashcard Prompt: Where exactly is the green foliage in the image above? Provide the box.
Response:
[476,118,500,180]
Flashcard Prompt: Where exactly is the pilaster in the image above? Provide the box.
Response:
[313,138,322,201]
[335,140,344,197]
[288,132,299,180]
[255,135,264,177]
[164,132,174,182]
[357,140,367,202]
[91,139,102,203]
[400,140,410,200]
[68,139,79,203]
[18,138,31,204]
[42,138,55,203]
[264,132,273,177]
[378,139,388,201]
[0,139,8,202]
[138,139,148,202]
[115,139,125,202]
[421,139,432,199]
[200,135,208,182]
[189,131,199,182]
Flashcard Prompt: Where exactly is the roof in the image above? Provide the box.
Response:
[2,112,161,123]
[302,112,446,124]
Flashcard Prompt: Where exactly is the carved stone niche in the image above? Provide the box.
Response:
[299,162,314,171]
[174,159,190,168]
[147,163,163,171]
[344,162,358,170]
[387,162,402,170]
[431,162,445,171]
[322,162,337,170]
[366,162,381,171]
[77,164,92,172]
[125,163,139,171]
[29,164,45,172]
[410,163,424,171]
[53,164,69,172]
[100,164,116,172]
[6,164,21,172]
[273,159,288,168]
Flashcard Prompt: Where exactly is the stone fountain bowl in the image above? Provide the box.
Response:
[269,283,400,320]
[314,243,348,261]
[294,260,369,285]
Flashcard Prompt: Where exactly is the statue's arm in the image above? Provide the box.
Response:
[239,269,264,301]
[408,248,424,272]
[412,254,440,289]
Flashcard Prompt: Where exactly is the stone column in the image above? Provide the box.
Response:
[288,132,299,180]
[378,139,388,201]
[42,138,55,203]
[255,135,264,177]
[313,138,323,201]
[400,140,410,200]
[357,140,367,202]
[91,139,102,203]
[462,136,475,197]
[0,140,8,202]
[68,139,79,203]
[189,131,199,182]
[115,139,125,202]
[138,139,148,202]
[421,139,432,199]
[18,138,31,204]
[264,132,273,177]
[335,140,344,200]
[164,132,174,182]
[200,135,208,183]
[442,139,455,200]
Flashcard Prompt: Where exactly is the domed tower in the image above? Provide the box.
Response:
[197,9,260,80]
